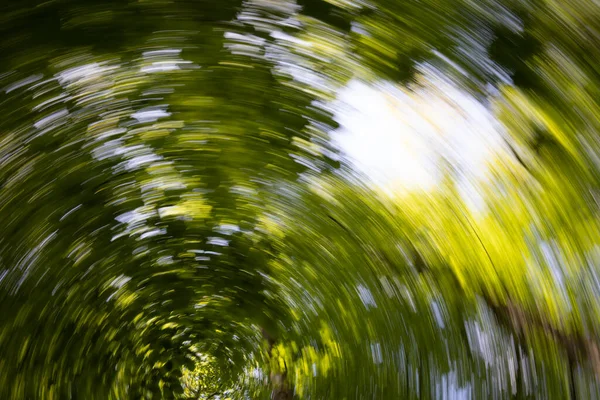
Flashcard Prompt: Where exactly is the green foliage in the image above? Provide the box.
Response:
[180,354,230,399]
[2,0,600,399]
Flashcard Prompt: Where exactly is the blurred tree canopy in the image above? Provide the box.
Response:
[2,0,600,399]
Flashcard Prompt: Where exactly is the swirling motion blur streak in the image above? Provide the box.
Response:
[1,0,600,399]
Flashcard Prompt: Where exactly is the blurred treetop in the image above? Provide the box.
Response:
[1,0,600,399]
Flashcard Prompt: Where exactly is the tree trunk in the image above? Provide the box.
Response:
[262,328,294,400]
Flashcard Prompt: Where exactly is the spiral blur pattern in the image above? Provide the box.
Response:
[3,0,600,398]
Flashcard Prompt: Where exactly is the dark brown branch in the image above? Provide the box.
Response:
[483,294,600,379]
